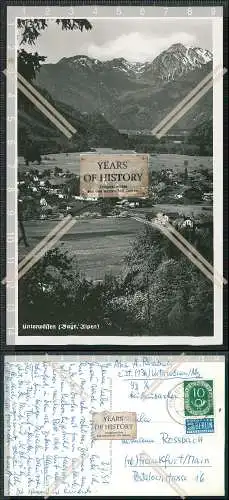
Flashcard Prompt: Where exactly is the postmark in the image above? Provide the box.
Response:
[185,417,214,434]
[184,380,214,417]
[92,411,137,440]
[167,382,185,425]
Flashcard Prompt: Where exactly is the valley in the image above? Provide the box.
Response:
[34,43,213,131]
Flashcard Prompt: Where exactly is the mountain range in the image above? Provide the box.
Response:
[34,43,213,131]
[18,87,128,156]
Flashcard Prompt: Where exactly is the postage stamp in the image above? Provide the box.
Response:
[184,380,214,416]
[92,411,137,440]
[5,5,224,345]
[185,417,215,434]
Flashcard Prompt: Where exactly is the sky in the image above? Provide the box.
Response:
[17,18,213,64]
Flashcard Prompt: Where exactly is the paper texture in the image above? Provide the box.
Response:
[4,355,225,496]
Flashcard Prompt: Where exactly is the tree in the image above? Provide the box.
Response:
[19,247,88,323]
[54,166,63,176]
[18,199,29,247]
[18,219,214,336]
[17,18,92,125]
[66,176,80,197]
[100,199,114,216]
[17,18,92,82]
[18,48,46,82]
[188,119,213,156]
[17,19,93,245]
[184,167,188,182]
[184,160,188,182]
[107,223,214,335]
[19,247,109,327]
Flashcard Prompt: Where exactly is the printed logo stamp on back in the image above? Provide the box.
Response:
[92,411,137,440]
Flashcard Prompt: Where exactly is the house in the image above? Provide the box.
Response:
[40,197,48,206]
[49,178,68,187]
[174,186,202,202]
[155,182,166,193]
[182,219,194,228]
[183,187,202,201]
[166,169,173,178]
[116,199,127,206]
[155,213,169,225]
[202,192,213,202]
[128,201,139,208]
[49,188,59,194]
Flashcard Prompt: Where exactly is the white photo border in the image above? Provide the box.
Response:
[6,5,224,345]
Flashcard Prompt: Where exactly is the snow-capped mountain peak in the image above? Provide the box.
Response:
[58,43,212,81]
[146,44,213,80]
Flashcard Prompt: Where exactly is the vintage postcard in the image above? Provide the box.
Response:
[5,5,225,345]
[4,354,225,496]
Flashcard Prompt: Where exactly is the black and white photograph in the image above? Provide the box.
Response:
[12,10,223,342]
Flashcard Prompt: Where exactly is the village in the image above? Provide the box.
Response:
[18,158,213,223]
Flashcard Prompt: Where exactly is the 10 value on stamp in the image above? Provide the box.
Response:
[184,380,214,417]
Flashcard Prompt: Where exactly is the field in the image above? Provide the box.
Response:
[19,207,212,281]
[18,149,213,280]
[18,150,213,175]
[19,217,140,280]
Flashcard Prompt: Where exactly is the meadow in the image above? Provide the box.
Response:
[19,206,212,281]
[18,150,213,175]
[18,150,213,280]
